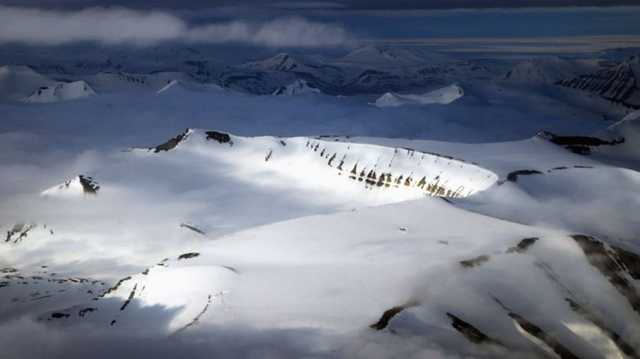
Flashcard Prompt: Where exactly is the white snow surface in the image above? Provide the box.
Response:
[1,58,640,359]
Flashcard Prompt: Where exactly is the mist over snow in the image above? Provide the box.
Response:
[2,3,640,359]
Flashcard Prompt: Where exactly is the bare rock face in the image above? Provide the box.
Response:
[152,128,192,152]
[556,56,640,109]
[41,175,100,197]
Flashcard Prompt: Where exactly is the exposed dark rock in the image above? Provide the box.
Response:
[460,255,490,269]
[507,237,539,254]
[610,245,640,280]
[5,223,35,243]
[572,234,640,313]
[370,302,418,330]
[180,223,206,236]
[565,298,638,358]
[78,175,100,194]
[538,130,624,155]
[97,276,132,299]
[51,312,70,319]
[507,311,579,359]
[556,57,640,109]
[178,252,200,260]
[446,312,502,346]
[120,284,137,311]
[505,170,543,183]
[205,131,232,144]
[153,129,190,152]
[78,307,97,317]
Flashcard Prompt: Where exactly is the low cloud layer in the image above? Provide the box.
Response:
[0,6,353,47]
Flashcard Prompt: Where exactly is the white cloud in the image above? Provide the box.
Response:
[0,6,353,47]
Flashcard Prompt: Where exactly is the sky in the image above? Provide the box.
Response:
[0,1,639,48]
[3,0,640,10]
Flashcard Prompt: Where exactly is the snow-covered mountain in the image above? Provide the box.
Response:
[23,80,96,103]
[337,45,449,68]
[3,122,640,358]
[41,175,100,198]
[3,41,640,359]
[557,55,640,109]
[0,65,55,102]
[374,84,464,107]
[503,57,597,84]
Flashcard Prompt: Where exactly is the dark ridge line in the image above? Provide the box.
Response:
[152,128,191,153]
[180,223,206,236]
[572,234,640,314]
[538,130,625,155]
[565,298,639,359]
[178,252,200,260]
[446,312,504,347]
[96,276,132,299]
[506,237,539,254]
[507,311,580,359]
[505,170,543,183]
[119,283,137,311]
[369,301,418,330]
[173,294,213,335]
[491,296,580,359]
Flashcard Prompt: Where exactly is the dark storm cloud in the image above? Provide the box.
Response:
[1,0,638,10]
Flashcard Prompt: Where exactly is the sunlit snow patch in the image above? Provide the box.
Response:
[140,129,497,199]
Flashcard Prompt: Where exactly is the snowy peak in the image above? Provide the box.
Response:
[23,81,96,103]
[41,175,100,198]
[374,84,464,107]
[141,129,497,199]
[272,79,321,96]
